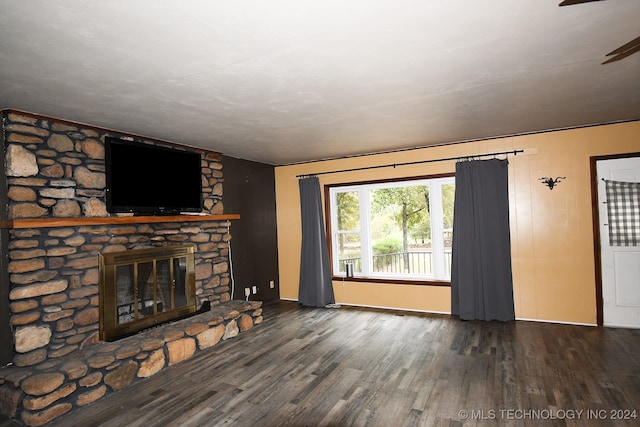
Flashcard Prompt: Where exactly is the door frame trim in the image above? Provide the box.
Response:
[590,152,640,326]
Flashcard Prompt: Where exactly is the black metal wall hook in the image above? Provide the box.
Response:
[540,176,565,190]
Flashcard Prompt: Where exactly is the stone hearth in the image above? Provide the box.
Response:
[0,300,263,426]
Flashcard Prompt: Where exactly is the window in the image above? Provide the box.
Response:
[328,176,455,283]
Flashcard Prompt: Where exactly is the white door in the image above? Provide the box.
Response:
[596,157,640,328]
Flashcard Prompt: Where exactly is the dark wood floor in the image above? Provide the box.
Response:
[3,301,640,426]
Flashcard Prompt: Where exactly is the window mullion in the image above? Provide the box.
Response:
[431,182,445,279]
[360,188,372,276]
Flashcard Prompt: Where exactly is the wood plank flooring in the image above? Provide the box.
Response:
[3,301,640,426]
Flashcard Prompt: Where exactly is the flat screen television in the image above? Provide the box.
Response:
[105,137,203,215]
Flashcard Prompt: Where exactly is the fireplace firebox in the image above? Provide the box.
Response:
[99,245,197,341]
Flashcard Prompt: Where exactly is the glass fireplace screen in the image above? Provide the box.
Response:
[99,245,196,341]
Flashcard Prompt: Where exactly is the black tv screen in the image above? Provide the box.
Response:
[105,137,203,215]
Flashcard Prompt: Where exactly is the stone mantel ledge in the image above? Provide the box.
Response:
[0,300,263,426]
[0,213,240,229]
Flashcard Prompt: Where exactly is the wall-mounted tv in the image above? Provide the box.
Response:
[105,137,203,215]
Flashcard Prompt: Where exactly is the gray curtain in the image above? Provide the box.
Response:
[451,159,515,321]
[299,176,335,307]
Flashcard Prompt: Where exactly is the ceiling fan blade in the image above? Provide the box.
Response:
[559,0,603,6]
[605,35,640,56]
[603,43,640,64]
[558,0,637,64]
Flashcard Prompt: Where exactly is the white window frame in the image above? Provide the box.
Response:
[329,176,454,282]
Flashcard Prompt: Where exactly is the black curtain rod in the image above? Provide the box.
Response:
[296,149,524,178]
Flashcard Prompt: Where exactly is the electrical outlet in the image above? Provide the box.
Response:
[269,280,275,289]
[244,288,250,297]
[252,285,257,294]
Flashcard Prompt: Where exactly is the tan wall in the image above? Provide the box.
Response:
[274,121,640,324]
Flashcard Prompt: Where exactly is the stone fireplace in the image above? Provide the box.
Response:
[99,244,197,341]
[0,111,265,426]
[0,110,233,367]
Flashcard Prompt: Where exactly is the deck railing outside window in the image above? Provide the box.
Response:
[339,249,452,278]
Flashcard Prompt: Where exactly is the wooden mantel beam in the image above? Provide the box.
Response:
[0,214,240,229]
